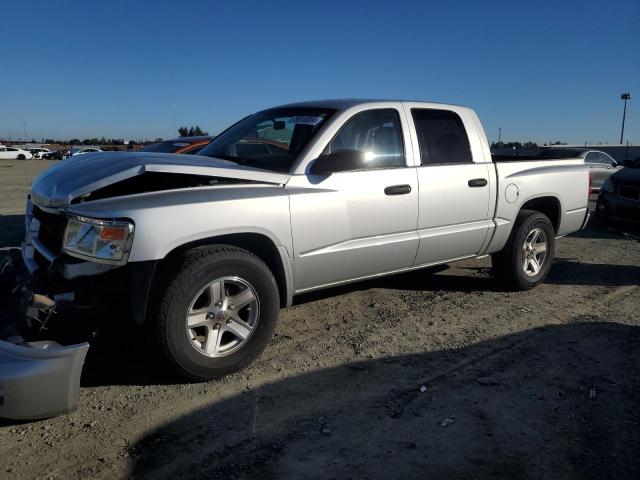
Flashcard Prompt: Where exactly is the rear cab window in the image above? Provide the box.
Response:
[411,109,473,165]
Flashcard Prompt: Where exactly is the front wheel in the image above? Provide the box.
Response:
[150,246,280,381]
[17,154,26,160]
[492,210,555,290]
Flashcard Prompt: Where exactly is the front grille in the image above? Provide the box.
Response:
[33,206,66,254]
[619,185,640,201]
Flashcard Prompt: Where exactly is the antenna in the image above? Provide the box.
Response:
[172,73,177,138]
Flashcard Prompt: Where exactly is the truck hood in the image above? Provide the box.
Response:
[30,152,291,208]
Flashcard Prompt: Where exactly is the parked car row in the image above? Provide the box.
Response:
[0,145,103,160]
[1,137,217,163]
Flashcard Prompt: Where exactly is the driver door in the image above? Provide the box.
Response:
[287,107,420,292]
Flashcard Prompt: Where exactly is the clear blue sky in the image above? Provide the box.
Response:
[1,0,638,144]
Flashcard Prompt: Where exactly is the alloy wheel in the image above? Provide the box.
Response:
[185,276,260,357]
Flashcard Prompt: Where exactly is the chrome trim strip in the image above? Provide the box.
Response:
[566,206,588,215]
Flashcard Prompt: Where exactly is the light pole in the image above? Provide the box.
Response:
[620,93,630,144]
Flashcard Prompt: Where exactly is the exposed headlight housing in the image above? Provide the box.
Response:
[602,179,615,194]
[63,215,134,265]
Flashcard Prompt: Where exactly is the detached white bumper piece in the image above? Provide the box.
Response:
[0,339,89,420]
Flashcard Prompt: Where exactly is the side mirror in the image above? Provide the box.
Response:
[310,149,367,175]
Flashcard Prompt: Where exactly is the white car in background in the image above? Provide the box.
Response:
[29,148,52,159]
[0,145,33,160]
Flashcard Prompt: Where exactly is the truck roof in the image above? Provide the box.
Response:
[275,99,468,111]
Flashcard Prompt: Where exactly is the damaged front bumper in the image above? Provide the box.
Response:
[0,250,90,420]
[0,339,88,420]
[1,203,157,420]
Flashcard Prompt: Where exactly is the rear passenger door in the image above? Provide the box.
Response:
[404,104,493,265]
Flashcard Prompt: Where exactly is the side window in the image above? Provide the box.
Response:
[585,152,598,164]
[324,109,405,168]
[411,109,472,165]
[588,152,613,165]
[601,153,616,166]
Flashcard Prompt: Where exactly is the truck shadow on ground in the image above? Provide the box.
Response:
[294,253,639,306]
[128,321,640,480]
[570,217,639,241]
[547,259,640,287]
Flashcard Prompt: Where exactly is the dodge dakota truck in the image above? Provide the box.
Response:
[0,100,591,417]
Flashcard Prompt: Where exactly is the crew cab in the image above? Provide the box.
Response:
[3,100,591,388]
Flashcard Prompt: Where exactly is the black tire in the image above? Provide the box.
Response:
[149,245,280,381]
[17,154,26,160]
[491,210,555,291]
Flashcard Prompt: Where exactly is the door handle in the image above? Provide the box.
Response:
[468,178,488,188]
[384,184,412,195]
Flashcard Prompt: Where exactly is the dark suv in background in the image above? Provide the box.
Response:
[596,156,640,232]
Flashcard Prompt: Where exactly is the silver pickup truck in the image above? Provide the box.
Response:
[1,100,591,408]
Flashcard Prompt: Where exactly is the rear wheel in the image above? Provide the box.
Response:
[150,246,280,381]
[492,210,555,290]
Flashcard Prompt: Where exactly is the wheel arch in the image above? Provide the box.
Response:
[160,232,293,308]
[519,195,561,234]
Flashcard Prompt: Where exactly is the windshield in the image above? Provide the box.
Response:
[199,107,336,172]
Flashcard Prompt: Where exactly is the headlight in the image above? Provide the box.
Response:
[602,179,615,194]
[63,215,134,264]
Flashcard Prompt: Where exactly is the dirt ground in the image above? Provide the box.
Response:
[0,160,639,479]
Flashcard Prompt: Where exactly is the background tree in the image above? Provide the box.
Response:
[178,125,209,137]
